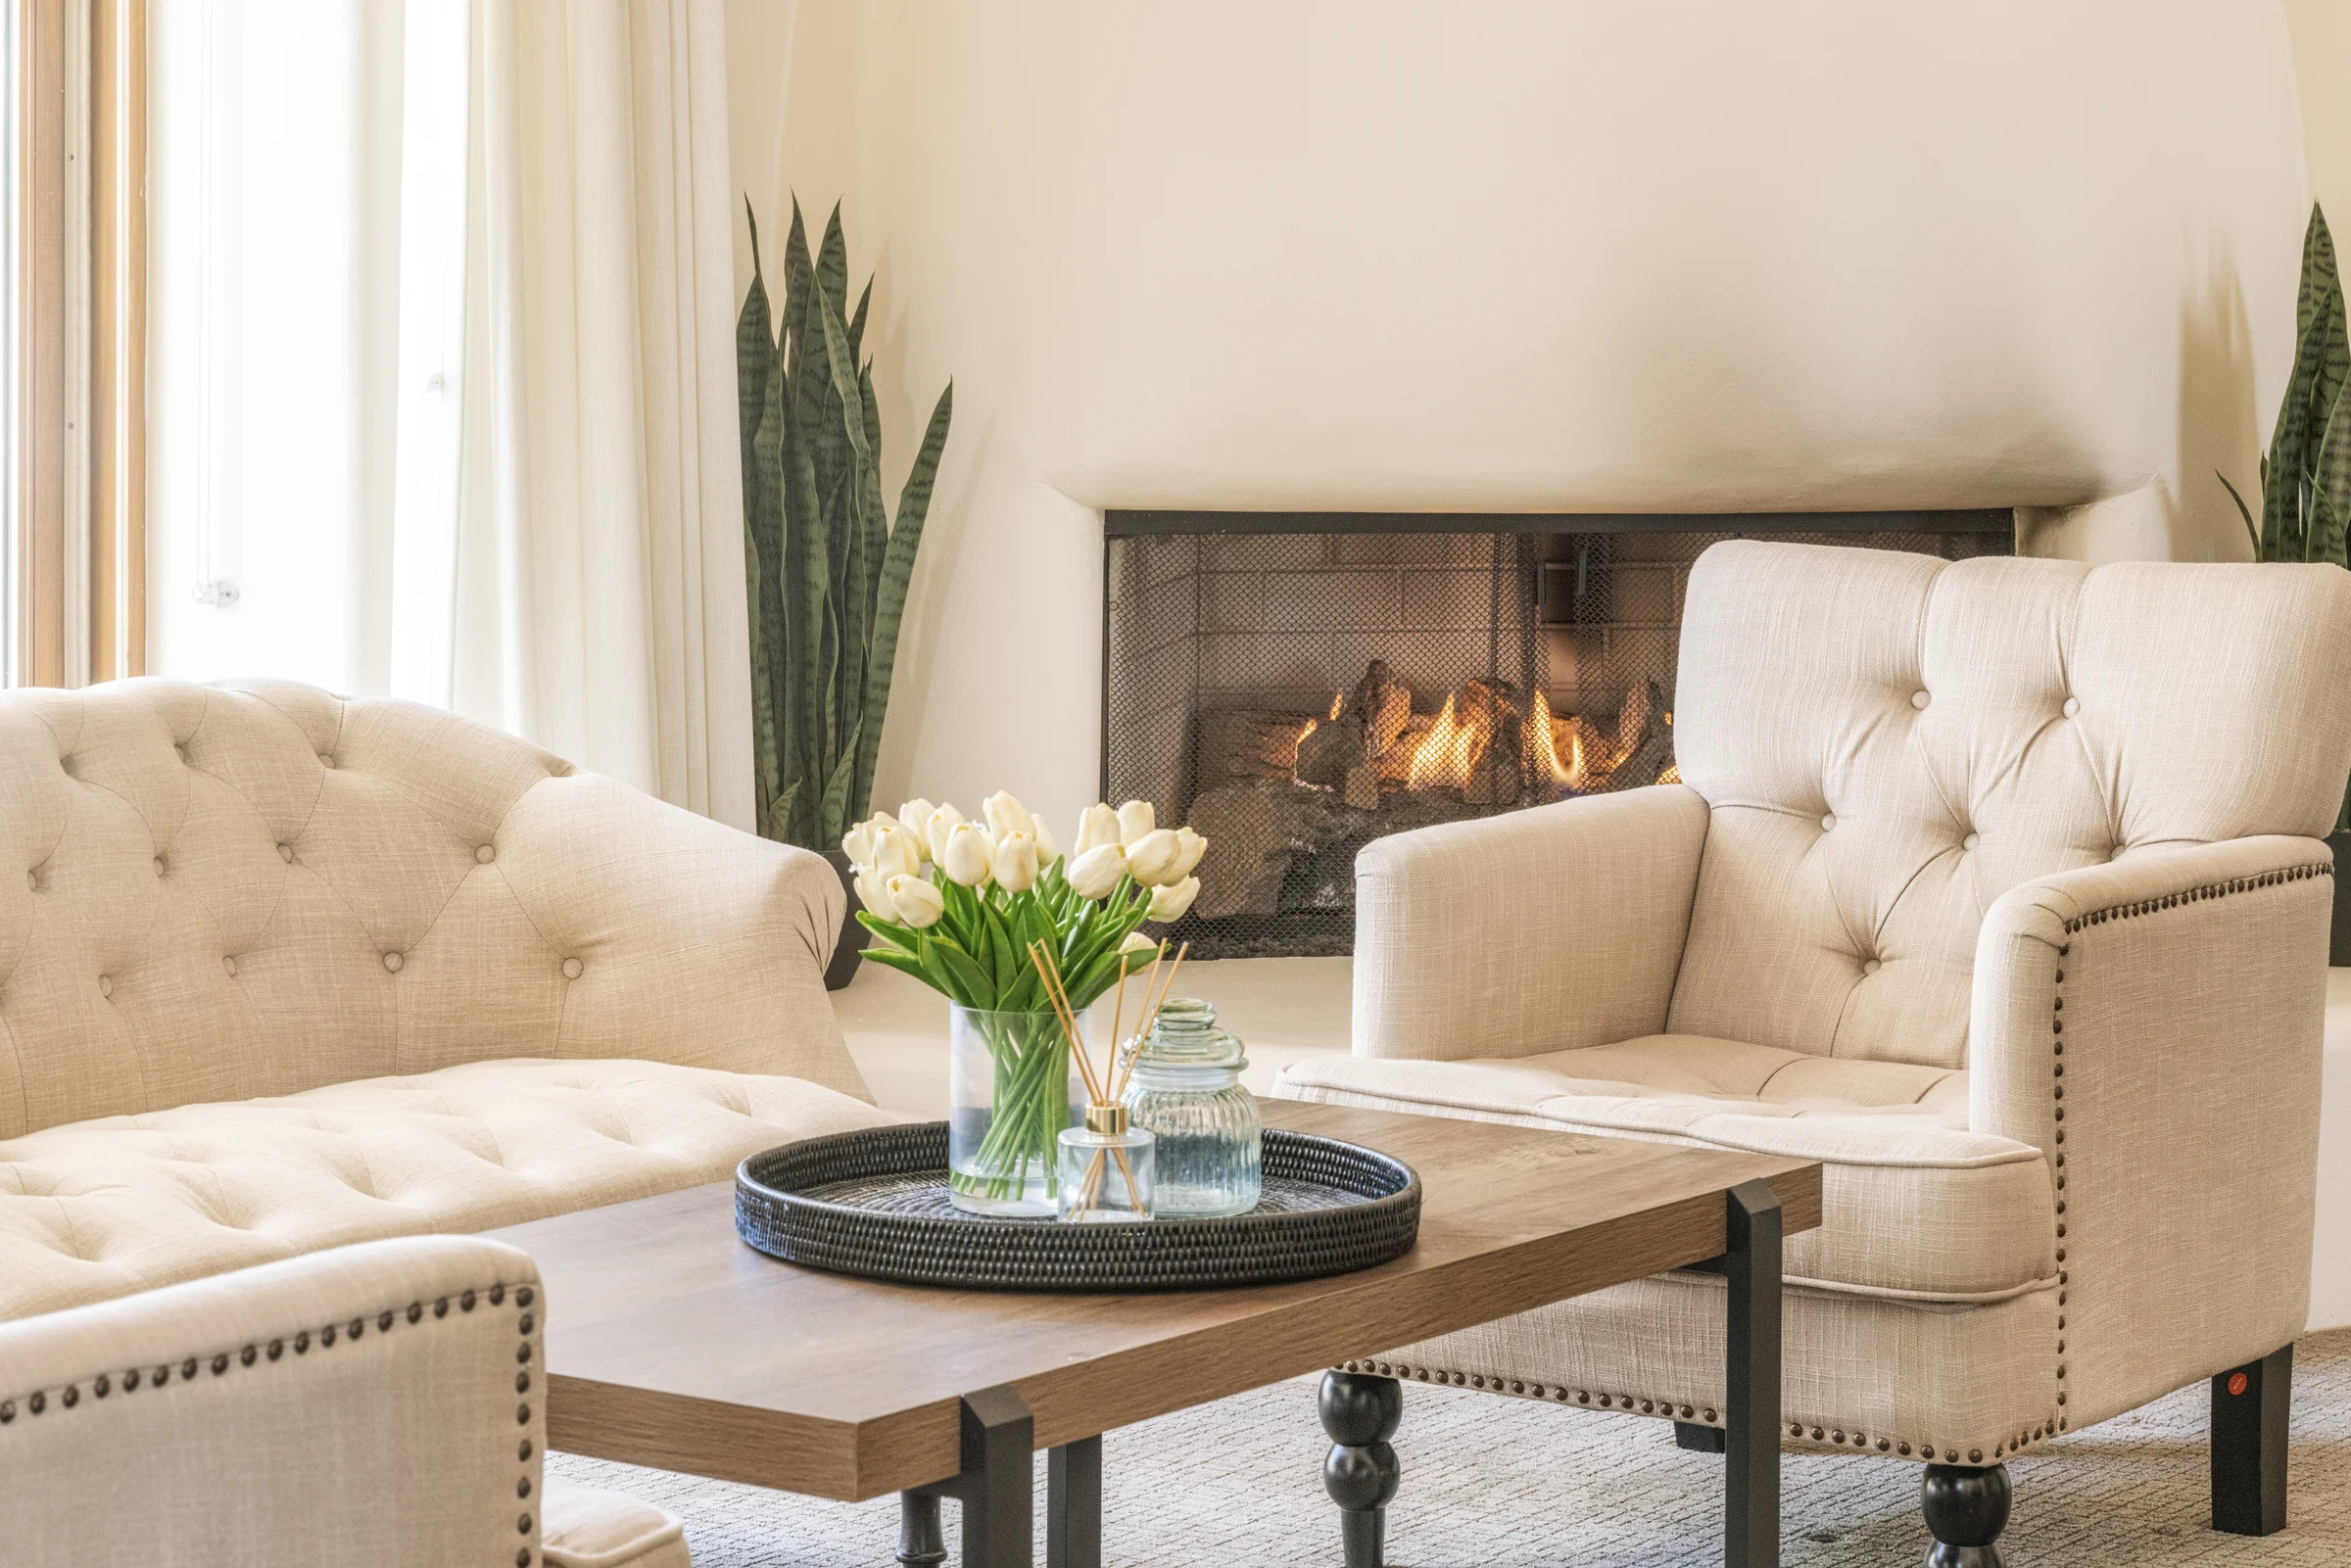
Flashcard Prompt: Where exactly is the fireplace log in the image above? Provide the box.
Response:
[1185,781,1372,921]
[1296,714,1367,789]
[1197,708,1320,790]
[1350,660,1413,760]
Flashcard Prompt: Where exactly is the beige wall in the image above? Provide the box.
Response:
[2288,0,2351,233]
[726,1,2315,835]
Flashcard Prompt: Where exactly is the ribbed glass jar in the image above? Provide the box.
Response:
[1121,998,1261,1217]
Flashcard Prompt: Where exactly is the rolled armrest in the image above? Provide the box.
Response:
[1969,834,2334,1427]
[499,772,870,1100]
[1353,784,1710,1062]
[0,1237,550,1568]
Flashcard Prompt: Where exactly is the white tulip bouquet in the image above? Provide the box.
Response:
[843,791,1206,1208]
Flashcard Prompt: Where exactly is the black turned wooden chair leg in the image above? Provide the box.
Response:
[2212,1344,2291,1536]
[1921,1463,2009,1568]
[898,1489,949,1567]
[1320,1369,1403,1568]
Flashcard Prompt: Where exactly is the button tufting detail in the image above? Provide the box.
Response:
[222,957,238,978]
[476,844,497,864]
[98,976,114,999]
[2062,696,2081,718]
[1962,832,1981,851]
[277,842,294,863]
[154,857,167,877]
[561,959,582,980]
[1861,958,1882,975]
[1910,690,1930,710]
[383,952,405,974]
[318,753,336,769]
[1819,813,1836,832]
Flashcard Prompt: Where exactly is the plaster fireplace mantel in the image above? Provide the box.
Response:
[1104,509,2013,959]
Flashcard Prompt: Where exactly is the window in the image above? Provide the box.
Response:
[9,0,144,689]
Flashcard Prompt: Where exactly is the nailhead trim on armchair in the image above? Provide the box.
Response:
[0,1278,542,1564]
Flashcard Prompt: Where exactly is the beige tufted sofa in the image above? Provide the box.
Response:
[1277,541,2351,1553]
[0,677,894,1323]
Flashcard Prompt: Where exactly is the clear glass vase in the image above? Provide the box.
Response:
[948,1003,1085,1217]
[1122,997,1262,1217]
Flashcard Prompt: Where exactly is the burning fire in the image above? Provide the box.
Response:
[1525,689,1590,789]
[1405,692,1477,789]
[1327,691,1344,721]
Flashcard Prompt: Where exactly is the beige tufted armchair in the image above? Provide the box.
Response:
[1277,541,2351,1561]
[0,678,893,1324]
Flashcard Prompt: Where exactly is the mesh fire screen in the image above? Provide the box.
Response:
[1104,519,2013,959]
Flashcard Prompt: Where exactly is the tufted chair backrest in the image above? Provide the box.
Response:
[0,679,765,1138]
[1665,541,2351,1069]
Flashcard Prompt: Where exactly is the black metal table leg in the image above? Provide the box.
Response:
[1723,1179,1783,1568]
[957,1384,1035,1568]
[1048,1436,1102,1568]
[1320,1369,1403,1568]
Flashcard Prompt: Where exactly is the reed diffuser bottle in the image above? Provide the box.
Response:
[1028,934,1190,1224]
[1057,1104,1156,1223]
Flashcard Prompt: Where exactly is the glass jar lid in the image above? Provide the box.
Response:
[1131,997,1246,1070]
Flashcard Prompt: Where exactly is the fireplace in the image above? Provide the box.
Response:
[1102,511,2014,959]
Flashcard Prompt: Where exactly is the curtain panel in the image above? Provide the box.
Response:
[404,0,753,828]
[148,0,753,830]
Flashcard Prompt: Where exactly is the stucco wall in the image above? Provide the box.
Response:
[726,0,2317,832]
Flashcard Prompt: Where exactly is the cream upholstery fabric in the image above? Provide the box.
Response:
[1355,784,1708,1062]
[1668,545,2351,1068]
[0,1057,895,1321]
[544,1478,693,1568]
[1279,541,2351,1465]
[0,678,867,1139]
[1281,1050,2050,1302]
[1352,1273,2061,1468]
[0,1235,556,1567]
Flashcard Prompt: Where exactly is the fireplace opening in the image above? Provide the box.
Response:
[1103,512,2014,960]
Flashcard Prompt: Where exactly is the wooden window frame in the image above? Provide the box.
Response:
[14,0,143,688]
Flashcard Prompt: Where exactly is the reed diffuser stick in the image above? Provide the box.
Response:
[1029,938,1143,1216]
[1114,940,1189,1099]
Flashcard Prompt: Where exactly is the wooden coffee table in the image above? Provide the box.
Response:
[490,1100,1821,1568]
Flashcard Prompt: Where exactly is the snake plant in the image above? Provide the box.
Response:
[2223,204,2351,829]
[738,198,952,848]
[2225,205,2349,568]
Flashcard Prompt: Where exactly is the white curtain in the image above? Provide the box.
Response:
[395,0,753,827]
[149,0,754,829]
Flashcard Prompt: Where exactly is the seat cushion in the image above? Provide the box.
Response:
[1278,1033,2055,1302]
[0,1059,898,1321]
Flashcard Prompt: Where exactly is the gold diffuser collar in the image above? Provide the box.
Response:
[1083,1103,1130,1136]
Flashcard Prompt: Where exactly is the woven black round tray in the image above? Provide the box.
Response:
[735,1121,1421,1292]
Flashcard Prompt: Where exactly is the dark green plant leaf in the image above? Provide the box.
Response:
[2218,470,2260,556]
[847,276,873,363]
[850,381,952,827]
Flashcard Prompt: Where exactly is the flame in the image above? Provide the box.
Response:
[1406,692,1481,789]
[1524,689,1590,789]
[1327,691,1345,721]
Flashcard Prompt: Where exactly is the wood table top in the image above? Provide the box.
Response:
[490,1099,1821,1501]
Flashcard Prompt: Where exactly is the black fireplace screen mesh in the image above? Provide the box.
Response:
[1106,524,2012,959]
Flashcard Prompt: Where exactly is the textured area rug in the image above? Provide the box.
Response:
[550,1328,2351,1566]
